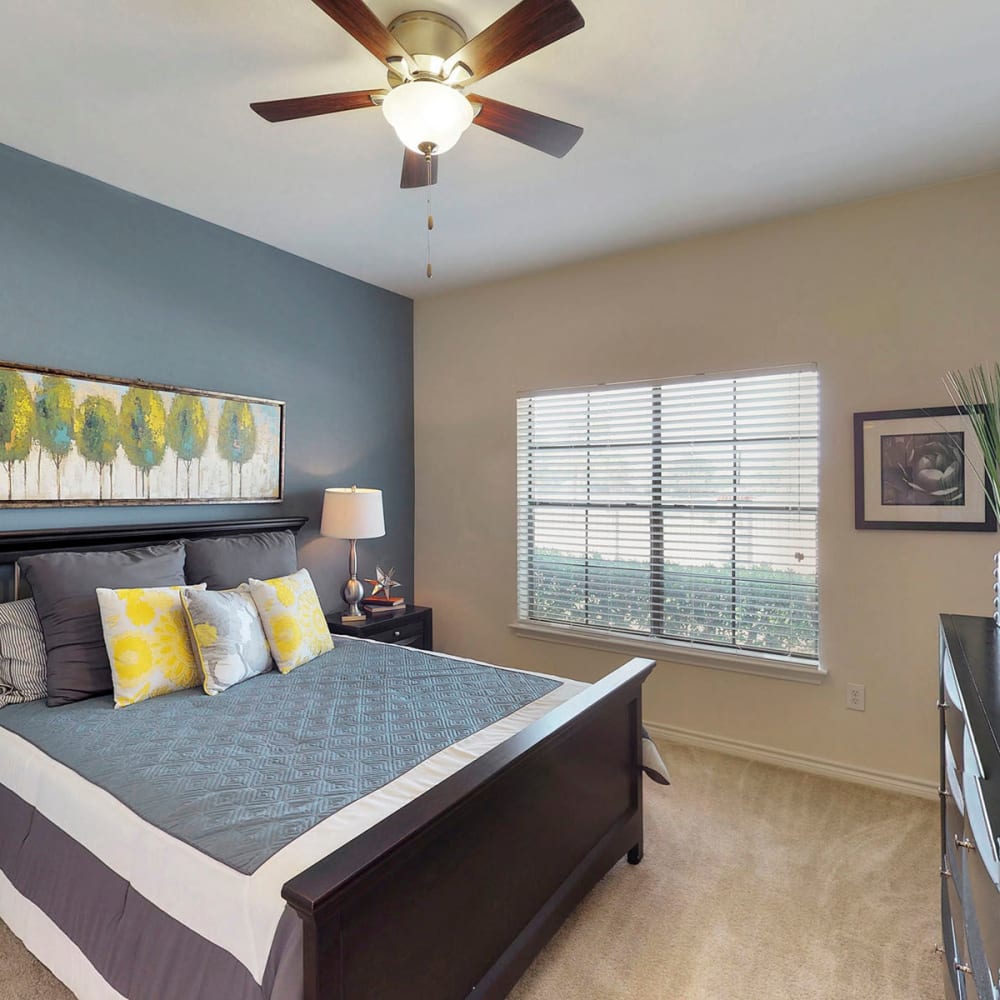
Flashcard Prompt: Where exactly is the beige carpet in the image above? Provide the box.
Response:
[1,744,942,1000]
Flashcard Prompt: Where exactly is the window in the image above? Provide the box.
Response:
[515,367,819,663]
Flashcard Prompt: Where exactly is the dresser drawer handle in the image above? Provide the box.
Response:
[954,961,973,975]
[955,836,976,852]
[394,630,401,638]
[939,787,951,799]
[937,700,948,710]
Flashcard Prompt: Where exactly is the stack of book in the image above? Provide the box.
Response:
[362,595,406,615]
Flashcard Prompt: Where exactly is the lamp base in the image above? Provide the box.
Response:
[343,575,365,618]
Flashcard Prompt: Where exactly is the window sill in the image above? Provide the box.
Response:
[508,620,827,685]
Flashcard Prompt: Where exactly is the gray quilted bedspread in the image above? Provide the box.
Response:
[0,638,561,874]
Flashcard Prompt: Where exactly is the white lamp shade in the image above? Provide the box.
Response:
[381,80,474,155]
[321,487,385,539]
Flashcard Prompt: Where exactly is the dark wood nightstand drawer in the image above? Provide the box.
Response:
[327,606,433,651]
[367,619,424,646]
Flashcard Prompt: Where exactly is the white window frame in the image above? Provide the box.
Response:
[511,365,824,683]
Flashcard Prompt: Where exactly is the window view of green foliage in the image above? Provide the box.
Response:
[75,396,120,500]
[217,400,257,498]
[34,375,75,500]
[166,394,209,498]
[528,550,818,657]
[0,369,34,501]
[119,387,167,499]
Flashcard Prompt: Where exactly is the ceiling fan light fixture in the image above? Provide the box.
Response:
[381,80,474,155]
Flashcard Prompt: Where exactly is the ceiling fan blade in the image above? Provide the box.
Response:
[444,0,584,86]
[250,89,385,123]
[469,95,582,157]
[310,0,413,66]
[401,148,439,189]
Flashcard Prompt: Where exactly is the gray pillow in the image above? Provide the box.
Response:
[181,585,273,696]
[19,542,187,706]
[0,598,47,707]
[184,530,297,591]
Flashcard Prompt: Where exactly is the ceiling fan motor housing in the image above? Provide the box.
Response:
[386,10,468,84]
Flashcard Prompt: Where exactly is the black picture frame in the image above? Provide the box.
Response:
[854,406,997,531]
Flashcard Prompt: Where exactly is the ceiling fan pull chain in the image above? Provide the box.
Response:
[422,142,436,278]
[426,165,433,278]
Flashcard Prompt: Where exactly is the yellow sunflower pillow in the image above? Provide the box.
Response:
[247,569,332,674]
[96,585,206,708]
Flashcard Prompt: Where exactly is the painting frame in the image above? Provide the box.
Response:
[854,406,997,531]
[0,358,285,507]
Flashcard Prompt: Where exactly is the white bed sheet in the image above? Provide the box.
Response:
[0,643,587,986]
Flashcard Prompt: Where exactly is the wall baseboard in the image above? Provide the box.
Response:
[645,721,938,801]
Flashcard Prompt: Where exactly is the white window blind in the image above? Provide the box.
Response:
[516,367,819,661]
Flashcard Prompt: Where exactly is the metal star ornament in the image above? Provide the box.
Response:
[365,565,401,598]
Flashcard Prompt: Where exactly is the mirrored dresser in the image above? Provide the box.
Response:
[940,614,1000,1000]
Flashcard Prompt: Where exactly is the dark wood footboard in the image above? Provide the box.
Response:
[282,656,655,1000]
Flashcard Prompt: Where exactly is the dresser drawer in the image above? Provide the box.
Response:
[949,871,973,971]
[965,724,986,781]
[944,652,970,774]
[948,759,968,877]
[968,847,1000,975]
[964,769,1000,882]
[944,873,969,1000]
[949,741,967,815]
[965,774,1000,994]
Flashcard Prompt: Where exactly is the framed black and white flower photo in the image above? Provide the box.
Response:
[854,406,998,531]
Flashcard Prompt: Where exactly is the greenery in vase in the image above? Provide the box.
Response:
[945,363,1000,522]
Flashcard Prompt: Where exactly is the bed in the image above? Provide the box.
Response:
[0,518,656,1000]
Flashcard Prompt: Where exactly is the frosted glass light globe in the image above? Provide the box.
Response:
[382,80,474,155]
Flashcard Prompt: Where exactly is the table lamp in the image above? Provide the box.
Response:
[321,486,385,619]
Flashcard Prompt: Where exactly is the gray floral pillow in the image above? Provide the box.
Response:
[0,598,48,707]
[181,585,273,696]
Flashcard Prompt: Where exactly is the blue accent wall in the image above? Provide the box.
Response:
[0,143,414,610]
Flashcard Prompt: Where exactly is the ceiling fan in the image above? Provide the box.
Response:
[250,0,586,189]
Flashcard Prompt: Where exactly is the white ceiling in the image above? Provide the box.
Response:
[2,1,1000,299]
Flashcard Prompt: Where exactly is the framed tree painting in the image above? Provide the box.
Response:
[0,359,284,506]
[854,406,997,531]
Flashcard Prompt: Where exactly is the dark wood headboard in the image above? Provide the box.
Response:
[0,516,308,599]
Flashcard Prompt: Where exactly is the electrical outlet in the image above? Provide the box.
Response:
[847,683,865,712]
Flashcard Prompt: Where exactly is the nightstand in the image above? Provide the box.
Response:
[326,605,433,651]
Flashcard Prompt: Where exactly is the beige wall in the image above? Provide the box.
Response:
[413,171,1000,787]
